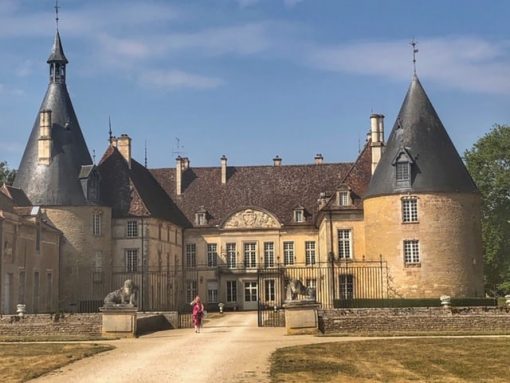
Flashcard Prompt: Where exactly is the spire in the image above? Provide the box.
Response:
[55,0,60,31]
[410,38,418,75]
[47,31,68,65]
[365,76,478,197]
[47,2,68,84]
[108,116,113,144]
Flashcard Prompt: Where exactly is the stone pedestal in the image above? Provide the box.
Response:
[99,306,137,338]
[283,301,320,335]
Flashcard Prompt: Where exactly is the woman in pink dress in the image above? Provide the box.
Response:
[191,295,204,333]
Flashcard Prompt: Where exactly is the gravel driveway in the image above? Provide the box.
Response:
[31,311,337,383]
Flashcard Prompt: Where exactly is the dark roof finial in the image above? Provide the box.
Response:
[145,140,148,168]
[108,116,113,143]
[55,0,60,31]
[410,38,419,75]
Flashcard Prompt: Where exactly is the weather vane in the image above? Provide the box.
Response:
[410,38,419,74]
[55,0,60,31]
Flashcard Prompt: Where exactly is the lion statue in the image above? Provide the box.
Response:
[104,279,138,307]
[285,278,316,301]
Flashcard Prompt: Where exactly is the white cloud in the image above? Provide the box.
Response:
[308,37,510,94]
[139,70,224,90]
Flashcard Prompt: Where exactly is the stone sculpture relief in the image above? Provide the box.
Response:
[285,278,316,302]
[223,209,280,229]
[104,279,138,307]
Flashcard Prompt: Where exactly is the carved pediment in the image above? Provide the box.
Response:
[223,208,280,229]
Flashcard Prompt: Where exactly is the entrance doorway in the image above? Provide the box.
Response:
[243,281,258,310]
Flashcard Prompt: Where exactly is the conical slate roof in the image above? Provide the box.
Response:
[365,75,478,198]
[47,31,68,64]
[13,32,92,206]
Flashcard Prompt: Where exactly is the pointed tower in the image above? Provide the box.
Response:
[13,27,112,311]
[363,75,484,298]
[14,31,92,205]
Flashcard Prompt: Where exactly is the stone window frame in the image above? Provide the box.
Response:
[126,220,138,238]
[92,210,103,236]
[185,243,197,268]
[293,207,305,223]
[264,279,276,301]
[283,241,295,266]
[339,274,354,299]
[226,243,237,269]
[207,243,218,267]
[243,242,257,269]
[338,229,353,260]
[125,248,139,272]
[404,239,420,265]
[263,242,275,268]
[226,280,237,302]
[401,196,419,223]
[305,241,316,265]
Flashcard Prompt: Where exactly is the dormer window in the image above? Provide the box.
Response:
[293,206,305,223]
[336,185,352,206]
[392,148,414,189]
[195,206,208,226]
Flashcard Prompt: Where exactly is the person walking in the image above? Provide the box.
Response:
[191,295,204,333]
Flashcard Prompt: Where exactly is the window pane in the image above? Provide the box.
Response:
[283,242,294,265]
[338,230,352,259]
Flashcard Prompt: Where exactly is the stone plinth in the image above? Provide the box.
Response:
[99,306,138,337]
[283,301,319,335]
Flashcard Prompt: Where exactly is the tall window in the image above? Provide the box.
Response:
[339,275,354,299]
[264,242,274,268]
[92,212,102,236]
[283,242,294,265]
[207,281,218,303]
[186,280,198,303]
[125,249,138,272]
[265,279,275,301]
[338,229,352,259]
[305,241,316,265]
[18,271,25,304]
[46,272,53,312]
[226,281,237,302]
[186,243,197,268]
[33,271,40,313]
[244,243,257,268]
[226,243,237,269]
[402,198,418,223]
[396,161,411,188]
[207,244,218,267]
[404,240,420,264]
[127,220,138,237]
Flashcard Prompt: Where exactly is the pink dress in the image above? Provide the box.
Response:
[192,303,204,326]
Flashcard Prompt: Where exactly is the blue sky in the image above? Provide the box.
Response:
[1,0,509,169]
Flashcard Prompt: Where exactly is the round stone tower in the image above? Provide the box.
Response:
[363,75,484,298]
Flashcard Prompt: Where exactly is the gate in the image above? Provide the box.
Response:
[257,261,388,327]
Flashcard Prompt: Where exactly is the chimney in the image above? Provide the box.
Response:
[220,155,227,184]
[370,114,385,174]
[273,155,282,167]
[314,153,324,165]
[37,109,52,165]
[182,157,190,170]
[176,156,183,196]
[117,134,132,169]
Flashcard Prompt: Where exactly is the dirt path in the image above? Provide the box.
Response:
[30,312,338,383]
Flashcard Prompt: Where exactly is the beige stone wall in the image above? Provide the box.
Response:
[45,206,112,311]
[364,193,484,298]
[1,213,60,314]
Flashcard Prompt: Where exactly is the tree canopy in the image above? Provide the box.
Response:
[0,161,16,185]
[464,124,510,295]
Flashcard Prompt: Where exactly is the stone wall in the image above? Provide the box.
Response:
[0,313,101,338]
[319,307,510,334]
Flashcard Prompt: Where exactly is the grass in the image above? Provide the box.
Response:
[270,337,510,382]
[0,343,114,383]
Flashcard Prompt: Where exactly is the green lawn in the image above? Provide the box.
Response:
[0,343,114,383]
[271,337,510,382]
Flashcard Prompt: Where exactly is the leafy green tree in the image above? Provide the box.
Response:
[0,161,16,185]
[464,125,510,295]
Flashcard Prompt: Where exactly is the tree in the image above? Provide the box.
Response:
[0,161,16,185]
[464,125,510,295]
